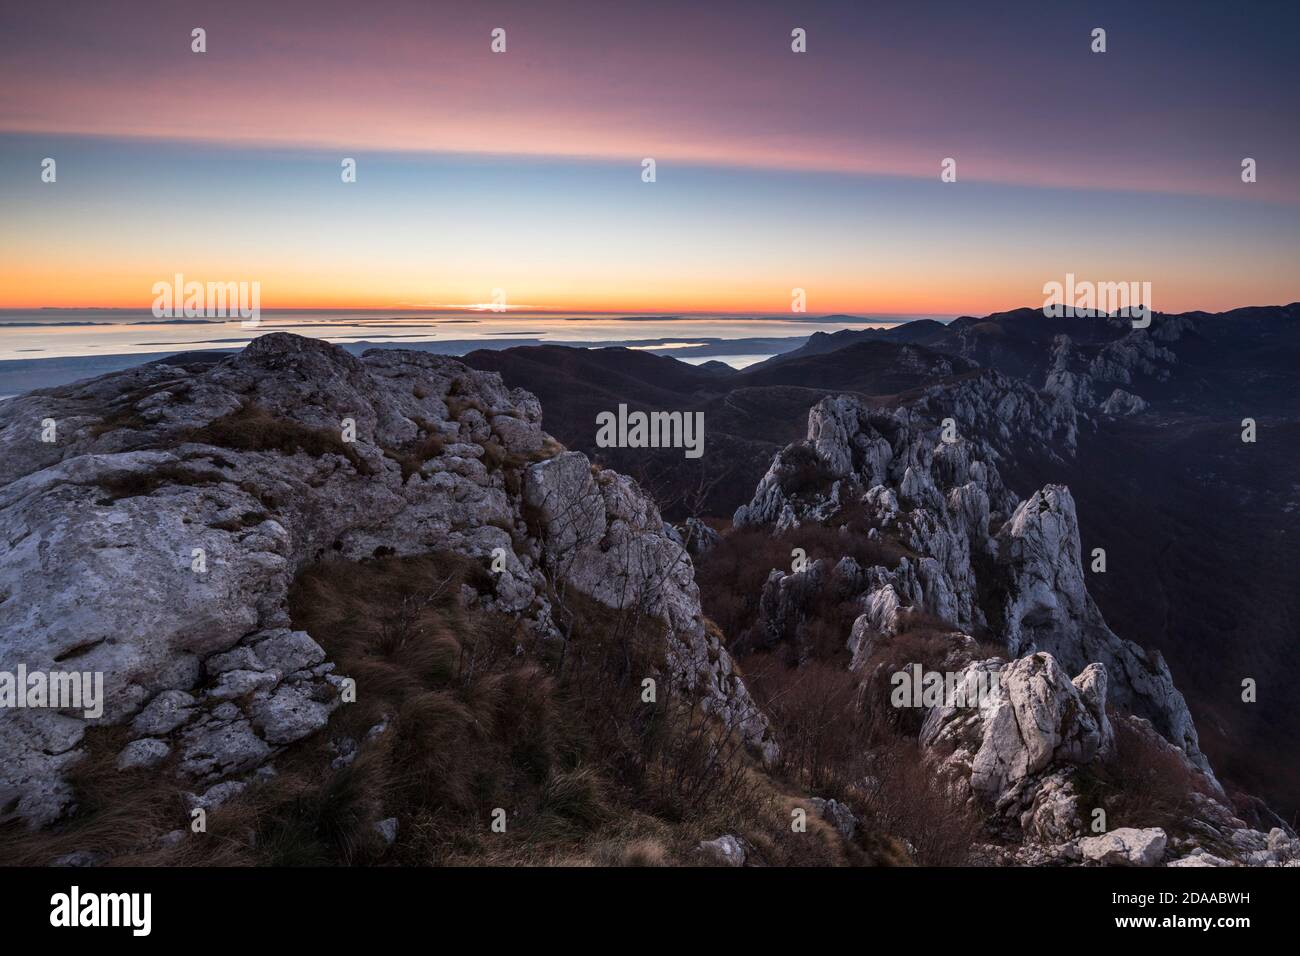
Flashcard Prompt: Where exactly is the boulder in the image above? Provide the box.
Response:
[1079,827,1167,867]
[695,835,747,867]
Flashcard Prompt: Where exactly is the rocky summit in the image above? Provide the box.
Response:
[0,334,771,837]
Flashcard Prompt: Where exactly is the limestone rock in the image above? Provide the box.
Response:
[996,486,1213,782]
[1080,827,1167,867]
[1099,388,1148,416]
[810,797,858,841]
[695,834,747,867]
[1020,770,1085,843]
[923,654,1111,808]
[681,517,721,559]
[116,738,171,771]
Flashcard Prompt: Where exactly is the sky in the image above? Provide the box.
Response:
[1,0,1298,316]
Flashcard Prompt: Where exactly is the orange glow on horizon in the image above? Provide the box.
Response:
[2,274,1287,319]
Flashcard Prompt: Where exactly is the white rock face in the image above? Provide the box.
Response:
[1079,827,1168,867]
[115,737,170,771]
[736,384,1026,638]
[1020,770,1084,844]
[996,487,1213,779]
[0,333,771,827]
[922,654,1112,811]
[680,517,721,559]
[1088,333,1177,387]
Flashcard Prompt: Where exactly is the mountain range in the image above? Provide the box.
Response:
[464,303,1300,819]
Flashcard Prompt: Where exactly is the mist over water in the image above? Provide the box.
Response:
[0,309,942,365]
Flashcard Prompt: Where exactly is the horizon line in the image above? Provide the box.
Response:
[0,306,954,320]
[4,301,1298,319]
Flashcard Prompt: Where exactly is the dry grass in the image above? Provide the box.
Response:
[2,551,888,866]
[443,392,488,422]
[186,403,374,475]
[0,725,192,866]
[381,426,448,482]
[738,623,983,866]
[90,462,229,503]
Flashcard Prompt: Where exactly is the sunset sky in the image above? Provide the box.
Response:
[1,0,1297,315]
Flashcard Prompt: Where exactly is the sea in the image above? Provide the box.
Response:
[0,309,951,398]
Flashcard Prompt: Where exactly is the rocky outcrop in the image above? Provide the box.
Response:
[729,363,1271,863]
[810,796,859,841]
[0,333,772,828]
[733,378,1211,782]
[921,654,1112,812]
[733,372,1046,535]
[1040,317,1188,413]
[735,381,1027,641]
[1088,331,1177,387]
[680,517,721,559]
[1099,388,1148,416]
[918,654,1283,866]
[995,486,1211,777]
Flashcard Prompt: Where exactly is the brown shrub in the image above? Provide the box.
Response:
[480,437,507,471]
[744,656,871,794]
[444,393,487,421]
[696,524,906,657]
[733,652,972,866]
[1077,714,1216,833]
[854,730,983,865]
[855,626,973,735]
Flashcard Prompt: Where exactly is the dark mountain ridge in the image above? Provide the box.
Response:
[467,302,1300,816]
